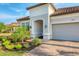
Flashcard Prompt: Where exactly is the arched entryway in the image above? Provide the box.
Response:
[34,20,43,39]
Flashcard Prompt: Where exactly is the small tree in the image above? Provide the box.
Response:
[0,22,6,33]
[0,22,12,33]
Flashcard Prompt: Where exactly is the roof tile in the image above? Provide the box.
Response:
[51,6,79,16]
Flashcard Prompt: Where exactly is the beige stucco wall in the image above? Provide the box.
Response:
[28,4,56,41]
[48,4,55,39]
[29,4,48,17]
[29,4,55,41]
[48,4,55,15]
[30,14,49,41]
[50,13,79,24]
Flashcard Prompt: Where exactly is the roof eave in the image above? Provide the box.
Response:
[17,16,30,21]
[27,3,48,10]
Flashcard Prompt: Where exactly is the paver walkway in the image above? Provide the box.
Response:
[24,40,79,56]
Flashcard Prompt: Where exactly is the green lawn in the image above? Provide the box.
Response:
[0,47,27,56]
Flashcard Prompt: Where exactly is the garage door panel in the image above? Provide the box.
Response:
[52,23,79,41]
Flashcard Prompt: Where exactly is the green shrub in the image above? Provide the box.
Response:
[2,38,7,42]
[11,32,19,43]
[5,44,14,50]
[0,22,6,33]
[0,37,2,40]
[15,43,22,49]
[23,43,30,48]
[0,36,7,41]
[26,31,30,39]
[32,38,42,46]
[11,26,30,43]
[2,40,10,46]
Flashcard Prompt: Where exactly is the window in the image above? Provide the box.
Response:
[26,22,29,26]
[26,22,29,30]
[21,22,30,30]
[22,23,25,27]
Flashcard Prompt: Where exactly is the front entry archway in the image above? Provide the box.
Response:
[34,20,43,39]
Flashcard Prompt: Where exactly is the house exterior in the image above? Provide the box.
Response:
[7,22,18,32]
[17,3,79,41]
[17,16,30,27]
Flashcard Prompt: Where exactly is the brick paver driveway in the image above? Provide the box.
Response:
[24,40,79,56]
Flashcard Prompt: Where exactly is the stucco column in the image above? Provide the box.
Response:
[48,23,52,39]
[30,20,36,39]
[48,16,52,39]
[43,16,52,41]
[42,16,49,41]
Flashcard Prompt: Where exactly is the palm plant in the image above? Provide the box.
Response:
[11,26,30,43]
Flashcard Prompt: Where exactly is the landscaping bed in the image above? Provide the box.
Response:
[0,37,42,56]
[0,26,42,56]
[0,47,27,56]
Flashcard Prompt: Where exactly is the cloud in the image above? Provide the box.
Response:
[0,13,25,24]
[25,11,29,15]
[0,3,10,6]
[9,7,22,12]
[0,13,21,19]
[15,9,23,13]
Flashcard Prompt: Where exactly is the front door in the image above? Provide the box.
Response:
[35,20,43,39]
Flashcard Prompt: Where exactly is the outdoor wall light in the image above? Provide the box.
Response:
[30,26,32,28]
[45,25,47,28]
[72,19,75,21]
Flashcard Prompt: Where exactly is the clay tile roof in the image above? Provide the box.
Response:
[17,16,30,21]
[7,22,18,27]
[51,6,79,16]
[27,3,47,10]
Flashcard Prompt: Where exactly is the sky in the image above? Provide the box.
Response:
[0,3,79,24]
